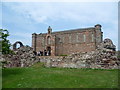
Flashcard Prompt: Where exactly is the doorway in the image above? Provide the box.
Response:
[47,46,51,56]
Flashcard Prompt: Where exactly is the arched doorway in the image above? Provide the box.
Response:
[47,46,51,56]
[13,41,24,50]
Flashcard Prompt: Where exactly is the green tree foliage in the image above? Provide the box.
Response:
[0,29,11,54]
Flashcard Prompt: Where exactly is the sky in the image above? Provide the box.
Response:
[1,1,119,50]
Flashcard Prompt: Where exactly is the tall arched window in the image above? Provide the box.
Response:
[47,36,51,45]
[83,34,86,42]
[62,37,64,43]
[91,34,94,42]
[69,35,71,43]
[76,34,79,42]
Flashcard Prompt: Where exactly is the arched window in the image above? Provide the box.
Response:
[47,36,51,45]
[41,38,44,47]
[62,37,64,43]
[83,34,86,42]
[76,34,79,42]
[69,35,71,43]
[91,34,94,42]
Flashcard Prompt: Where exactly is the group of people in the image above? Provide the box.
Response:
[33,50,51,56]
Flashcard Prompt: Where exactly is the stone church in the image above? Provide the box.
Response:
[32,24,103,56]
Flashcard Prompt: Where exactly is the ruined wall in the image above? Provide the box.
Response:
[1,38,118,69]
[32,33,37,51]
[1,46,40,68]
[35,35,46,52]
[40,50,118,69]
[94,24,103,46]
[40,39,118,69]
[55,29,97,55]
[32,24,103,56]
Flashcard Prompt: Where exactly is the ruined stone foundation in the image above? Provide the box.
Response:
[1,39,119,69]
[40,50,119,69]
[40,38,119,69]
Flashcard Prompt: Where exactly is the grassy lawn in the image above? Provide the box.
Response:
[2,63,118,88]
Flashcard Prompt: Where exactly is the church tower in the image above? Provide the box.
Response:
[48,26,52,34]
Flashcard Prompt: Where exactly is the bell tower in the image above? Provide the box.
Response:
[48,26,52,34]
[46,26,55,56]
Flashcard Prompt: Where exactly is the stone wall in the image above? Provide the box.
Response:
[42,50,118,69]
[32,24,103,56]
[1,46,40,68]
[39,38,119,69]
[1,38,119,69]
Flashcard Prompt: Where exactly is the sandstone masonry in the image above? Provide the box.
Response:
[1,24,118,69]
[32,24,104,56]
[40,39,119,69]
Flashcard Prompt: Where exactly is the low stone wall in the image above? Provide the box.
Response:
[1,48,119,69]
[40,50,119,69]
[1,38,119,69]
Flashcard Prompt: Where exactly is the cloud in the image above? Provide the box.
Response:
[3,2,117,25]
[3,3,53,24]
[8,32,32,45]
[2,2,118,49]
[11,32,31,38]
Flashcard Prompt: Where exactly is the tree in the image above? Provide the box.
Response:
[0,29,11,54]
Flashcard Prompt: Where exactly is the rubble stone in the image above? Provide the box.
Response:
[1,38,119,69]
[1,46,40,68]
[40,39,119,69]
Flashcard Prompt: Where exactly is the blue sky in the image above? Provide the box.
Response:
[1,2,118,50]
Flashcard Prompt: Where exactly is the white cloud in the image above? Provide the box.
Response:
[6,3,116,26]
[4,2,117,25]
[11,32,31,38]
[8,32,32,45]
[3,2,118,49]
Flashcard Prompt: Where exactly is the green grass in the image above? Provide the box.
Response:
[59,54,68,56]
[2,63,118,88]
